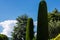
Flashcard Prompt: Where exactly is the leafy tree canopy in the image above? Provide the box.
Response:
[12,14,28,40]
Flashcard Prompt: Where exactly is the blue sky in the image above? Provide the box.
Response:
[0,0,60,37]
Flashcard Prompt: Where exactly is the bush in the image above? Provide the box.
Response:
[0,34,8,40]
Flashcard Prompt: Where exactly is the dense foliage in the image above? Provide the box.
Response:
[26,18,34,40]
[12,15,28,40]
[48,9,60,39]
[0,34,8,40]
[37,0,48,40]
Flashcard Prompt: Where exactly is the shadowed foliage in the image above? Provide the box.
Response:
[0,34,8,40]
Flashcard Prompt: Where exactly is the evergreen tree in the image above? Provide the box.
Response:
[26,18,34,40]
[52,8,58,13]
[37,0,48,40]
[48,9,60,39]
[12,14,28,40]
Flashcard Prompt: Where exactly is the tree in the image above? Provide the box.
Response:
[26,18,34,40]
[0,34,8,40]
[52,8,58,13]
[48,9,60,39]
[49,8,59,22]
[12,14,28,40]
[37,0,48,40]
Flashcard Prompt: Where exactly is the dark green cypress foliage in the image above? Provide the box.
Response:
[37,0,48,40]
[26,18,34,40]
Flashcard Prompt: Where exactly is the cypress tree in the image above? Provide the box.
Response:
[37,0,48,40]
[26,18,34,40]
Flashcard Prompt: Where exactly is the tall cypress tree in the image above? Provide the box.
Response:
[26,18,34,40]
[37,0,48,40]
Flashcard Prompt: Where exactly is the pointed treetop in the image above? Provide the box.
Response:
[53,8,58,13]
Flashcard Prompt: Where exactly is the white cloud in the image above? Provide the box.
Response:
[34,21,37,37]
[34,32,37,37]
[0,20,17,37]
[34,21,37,32]
[0,20,37,37]
[34,21,37,26]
